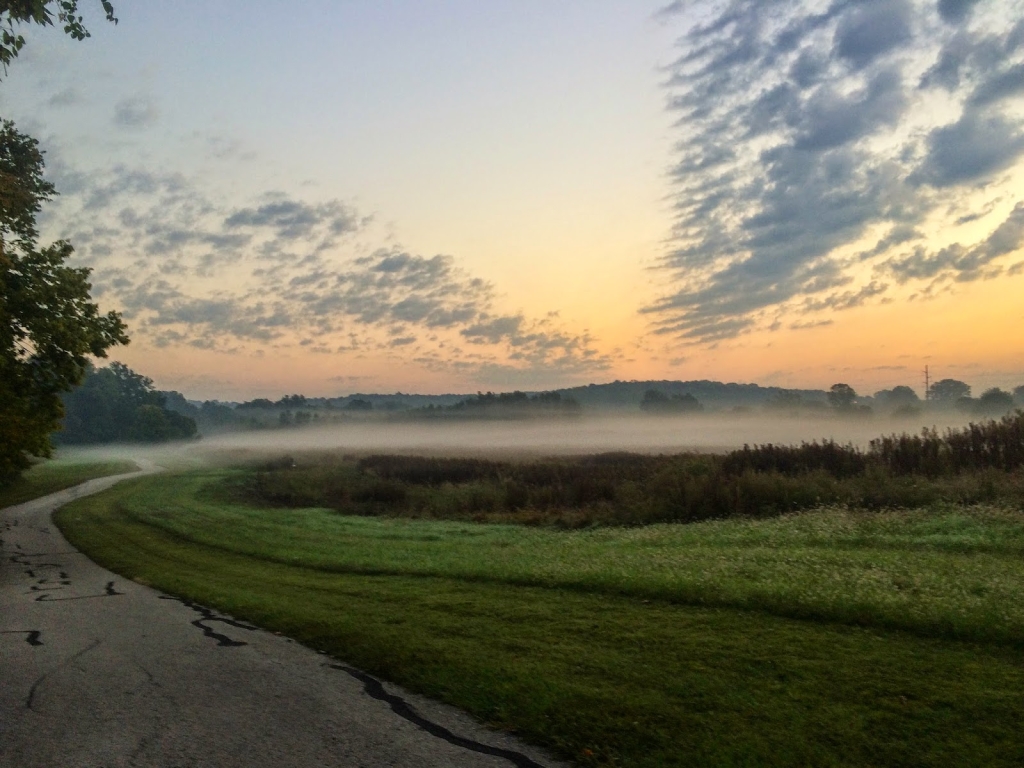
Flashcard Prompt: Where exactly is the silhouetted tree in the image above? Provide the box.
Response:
[1,122,127,481]
[199,401,237,425]
[975,388,1015,416]
[1,5,122,485]
[827,383,857,410]
[765,390,803,410]
[1,1,117,72]
[640,389,703,413]
[161,390,199,419]
[930,378,970,403]
[60,363,196,443]
[874,386,920,406]
[238,398,274,410]
[450,390,580,414]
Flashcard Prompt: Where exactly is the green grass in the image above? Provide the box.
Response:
[56,469,1024,767]
[0,458,137,508]
[103,469,1024,645]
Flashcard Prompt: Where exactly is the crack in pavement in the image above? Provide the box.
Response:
[26,639,103,711]
[34,581,123,602]
[158,596,260,647]
[15,551,82,557]
[1,630,43,646]
[9,553,66,571]
[329,664,546,768]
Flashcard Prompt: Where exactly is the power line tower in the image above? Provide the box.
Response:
[923,365,930,402]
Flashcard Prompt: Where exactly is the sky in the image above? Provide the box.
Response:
[2,0,1023,400]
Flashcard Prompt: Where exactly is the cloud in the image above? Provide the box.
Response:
[937,0,983,25]
[41,158,609,382]
[650,0,1024,343]
[202,134,256,161]
[833,0,912,70]
[793,68,906,151]
[46,87,79,107]
[887,203,1024,282]
[789,318,833,330]
[913,113,1024,187]
[800,281,889,313]
[224,198,362,240]
[113,96,159,128]
[461,315,524,344]
[968,62,1024,107]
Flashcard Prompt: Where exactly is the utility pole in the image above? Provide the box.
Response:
[923,365,930,401]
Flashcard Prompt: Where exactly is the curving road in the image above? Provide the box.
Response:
[0,465,561,768]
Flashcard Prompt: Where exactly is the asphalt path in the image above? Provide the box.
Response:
[1,464,563,768]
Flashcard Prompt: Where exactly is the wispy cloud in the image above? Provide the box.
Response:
[649,0,1024,343]
[42,159,610,384]
[113,95,159,128]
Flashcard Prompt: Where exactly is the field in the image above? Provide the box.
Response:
[56,454,1024,767]
[0,458,137,508]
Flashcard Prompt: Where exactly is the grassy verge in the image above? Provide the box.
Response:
[56,469,1024,767]
[90,469,1024,645]
[0,458,137,508]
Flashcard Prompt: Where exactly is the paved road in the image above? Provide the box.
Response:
[1,467,562,768]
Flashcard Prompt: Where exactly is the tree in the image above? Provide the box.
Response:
[59,362,196,443]
[1,1,116,72]
[1,121,127,482]
[1014,385,1024,406]
[765,390,802,410]
[827,383,857,410]
[640,389,703,414]
[975,388,1015,417]
[874,385,920,406]
[238,398,275,410]
[929,378,970,403]
[161,390,200,420]
[199,400,238,427]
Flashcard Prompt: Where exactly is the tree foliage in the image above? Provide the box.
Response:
[975,388,1015,417]
[59,362,196,444]
[929,378,971,403]
[827,383,857,410]
[1,0,116,73]
[639,389,703,414]
[0,120,127,482]
[874,386,920,406]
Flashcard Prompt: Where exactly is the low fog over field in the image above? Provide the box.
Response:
[189,412,975,458]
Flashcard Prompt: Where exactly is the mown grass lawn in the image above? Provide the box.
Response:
[0,458,137,508]
[57,469,1024,767]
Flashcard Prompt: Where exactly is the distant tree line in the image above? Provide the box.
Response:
[883,380,1018,417]
[407,390,581,418]
[52,372,1019,449]
[58,363,196,444]
[639,389,703,414]
[788,380,1022,419]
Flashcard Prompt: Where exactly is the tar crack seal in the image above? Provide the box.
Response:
[35,581,123,602]
[329,663,547,768]
[1,630,43,646]
[159,596,259,647]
